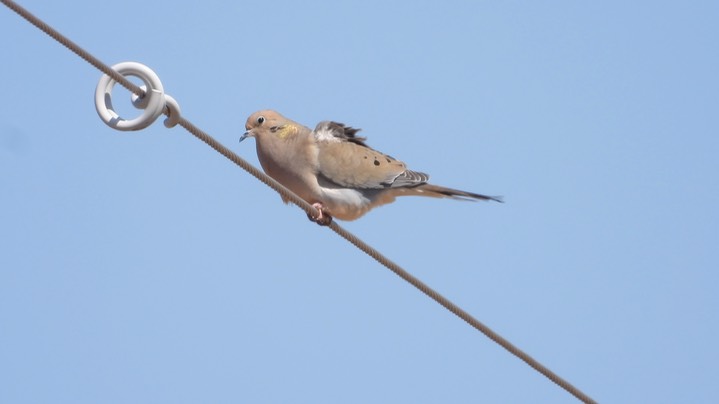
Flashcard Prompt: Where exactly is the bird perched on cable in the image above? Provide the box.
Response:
[240,110,502,225]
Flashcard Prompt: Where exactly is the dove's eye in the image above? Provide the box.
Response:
[257,116,265,125]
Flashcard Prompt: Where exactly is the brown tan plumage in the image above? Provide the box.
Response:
[240,110,501,224]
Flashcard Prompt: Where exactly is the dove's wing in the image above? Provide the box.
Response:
[313,121,429,189]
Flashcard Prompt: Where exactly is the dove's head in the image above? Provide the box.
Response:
[241,110,298,142]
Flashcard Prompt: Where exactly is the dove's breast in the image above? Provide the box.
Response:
[255,131,323,204]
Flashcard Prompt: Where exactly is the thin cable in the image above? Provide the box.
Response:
[1,0,143,96]
[328,222,596,402]
[2,1,596,402]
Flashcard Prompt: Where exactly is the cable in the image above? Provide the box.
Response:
[1,1,596,402]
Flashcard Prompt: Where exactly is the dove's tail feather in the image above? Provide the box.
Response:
[410,184,504,203]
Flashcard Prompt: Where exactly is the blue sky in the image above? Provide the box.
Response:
[1,1,718,403]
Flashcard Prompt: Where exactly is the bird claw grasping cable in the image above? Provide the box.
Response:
[307,202,333,226]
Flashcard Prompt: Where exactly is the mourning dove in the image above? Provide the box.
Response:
[240,110,501,225]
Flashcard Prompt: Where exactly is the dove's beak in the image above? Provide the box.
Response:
[239,131,252,143]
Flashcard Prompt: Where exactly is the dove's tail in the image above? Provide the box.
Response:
[409,184,504,203]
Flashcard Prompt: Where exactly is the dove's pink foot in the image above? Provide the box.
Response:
[307,202,332,226]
